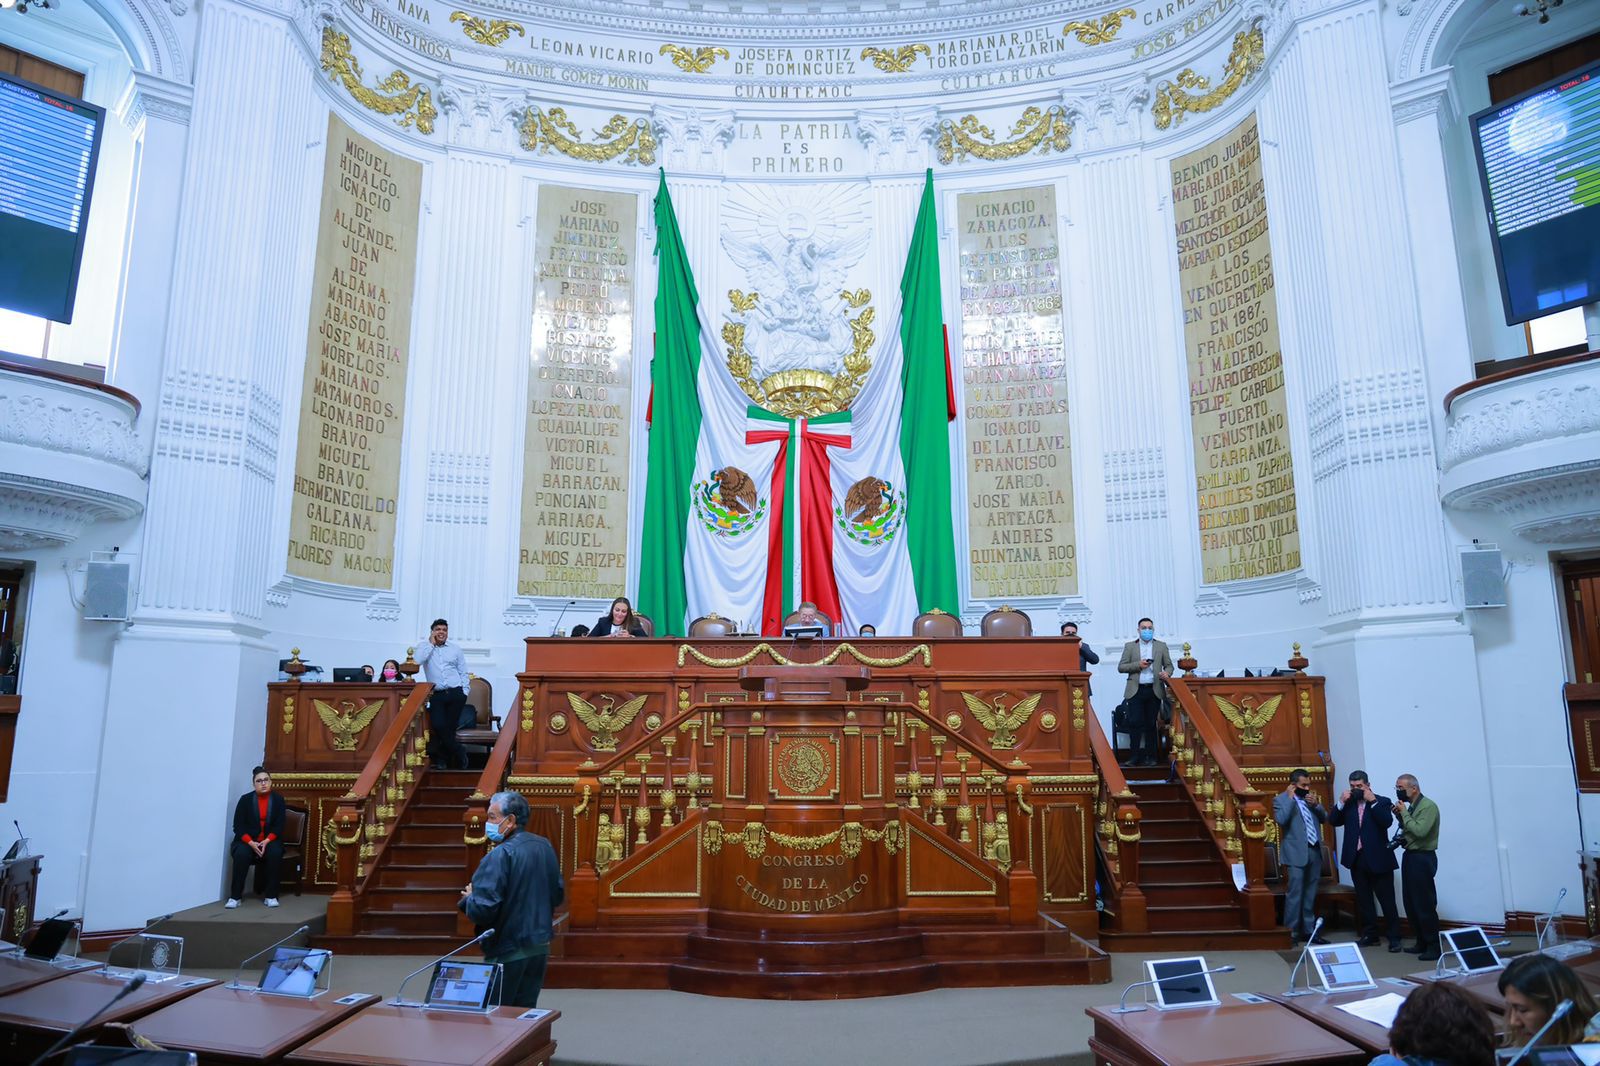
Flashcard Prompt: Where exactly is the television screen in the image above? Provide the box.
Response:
[1471,59,1600,327]
[0,71,104,324]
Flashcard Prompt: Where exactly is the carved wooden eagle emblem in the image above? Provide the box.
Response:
[314,699,384,751]
[960,692,1043,749]
[1214,694,1283,746]
[567,692,649,751]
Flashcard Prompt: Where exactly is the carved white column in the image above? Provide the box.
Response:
[652,106,736,174]
[854,107,937,173]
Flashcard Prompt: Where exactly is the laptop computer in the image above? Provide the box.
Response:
[24,917,76,961]
[258,946,329,997]
[424,960,498,1011]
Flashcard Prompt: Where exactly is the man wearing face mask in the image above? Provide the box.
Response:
[458,791,564,1008]
[1273,769,1328,944]
[1329,769,1403,951]
[1393,773,1441,961]
[1117,617,1174,767]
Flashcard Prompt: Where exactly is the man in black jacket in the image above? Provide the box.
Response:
[227,766,285,908]
[459,791,565,1008]
[1328,769,1402,951]
[1061,621,1099,680]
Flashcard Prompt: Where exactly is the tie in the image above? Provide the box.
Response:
[1356,801,1364,851]
[1300,800,1317,846]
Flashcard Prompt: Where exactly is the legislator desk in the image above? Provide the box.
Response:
[0,970,217,1060]
[1267,982,1417,1056]
[286,1004,559,1066]
[131,985,380,1064]
[1408,959,1600,1015]
[1086,998,1366,1066]
[0,952,96,997]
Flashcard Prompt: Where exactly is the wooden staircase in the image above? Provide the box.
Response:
[317,768,477,955]
[1095,778,1282,950]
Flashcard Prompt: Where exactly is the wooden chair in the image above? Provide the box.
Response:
[635,614,655,637]
[980,605,1032,637]
[457,675,500,762]
[280,804,308,896]
[688,613,738,637]
[911,609,963,638]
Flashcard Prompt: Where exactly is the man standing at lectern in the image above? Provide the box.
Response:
[460,791,564,1008]
[1117,618,1172,767]
[416,618,468,770]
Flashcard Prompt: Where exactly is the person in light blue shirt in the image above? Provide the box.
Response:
[416,617,469,770]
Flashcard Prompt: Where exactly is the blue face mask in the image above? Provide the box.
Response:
[485,817,506,843]
[1139,628,1154,641]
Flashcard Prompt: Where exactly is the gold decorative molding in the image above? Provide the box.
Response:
[519,106,656,166]
[936,105,1071,165]
[860,43,930,73]
[269,772,358,782]
[1298,689,1313,728]
[677,641,931,669]
[659,43,729,73]
[1214,694,1283,746]
[319,28,436,135]
[723,289,875,418]
[960,691,1041,749]
[281,696,295,735]
[1062,8,1137,45]
[448,11,524,47]
[1152,26,1267,131]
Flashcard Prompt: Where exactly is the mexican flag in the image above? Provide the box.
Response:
[639,170,958,637]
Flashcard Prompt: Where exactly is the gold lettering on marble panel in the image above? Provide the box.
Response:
[518,186,636,598]
[288,115,422,588]
[1171,114,1301,585]
[958,186,1077,599]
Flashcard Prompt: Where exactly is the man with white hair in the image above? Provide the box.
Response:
[1394,772,1441,962]
[458,790,564,1007]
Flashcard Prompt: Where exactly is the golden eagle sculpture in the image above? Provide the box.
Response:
[314,698,384,751]
[960,691,1043,749]
[1213,694,1283,746]
[567,692,649,751]
[843,476,890,523]
[712,466,759,515]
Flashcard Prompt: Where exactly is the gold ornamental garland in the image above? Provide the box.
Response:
[860,44,931,73]
[1152,26,1267,131]
[519,107,657,166]
[677,641,932,669]
[319,28,437,135]
[1062,9,1137,45]
[660,44,730,73]
[448,12,525,47]
[936,106,1072,165]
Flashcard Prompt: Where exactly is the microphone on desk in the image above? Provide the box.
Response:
[1282,917,1326,997]
[393,928,495,1006]
[26,972,146,1066]
[226,923,311,990]
[549,600,577,638]
[1538,888,1570,952]
[1111,964,1236,1014]
[1506,999,1574,1066]
[101,912,175,974]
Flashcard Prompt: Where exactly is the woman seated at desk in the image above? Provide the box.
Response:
[589,597,646,638]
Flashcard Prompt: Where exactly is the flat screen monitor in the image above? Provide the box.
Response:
[1311,942,1375,993]
[259,946,328,996]
[23,917,74,961]
[1443,926,1502,974]
[1144,956,1220,1010]
[783,625,825,640]
[0,71,105,324]
[425,960,496,1011]
[331,668,368,683]
[1471,59,1600,326]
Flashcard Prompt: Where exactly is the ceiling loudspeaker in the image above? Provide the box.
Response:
[84,560,131,621]
[1460,545,1506,609]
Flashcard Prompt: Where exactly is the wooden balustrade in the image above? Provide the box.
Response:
[325,682,432,937]
[1166,676,1275,930]
[1084,704,1145,933]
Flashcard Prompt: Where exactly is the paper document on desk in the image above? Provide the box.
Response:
[1335,992,1407,1028]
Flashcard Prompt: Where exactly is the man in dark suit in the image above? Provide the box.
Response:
[1061,621,1099,680]
[227,766,285,908]
[1327,769,1401,951]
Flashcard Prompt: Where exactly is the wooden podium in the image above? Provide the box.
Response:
[1,853,40,946]
[286,1004,559,1066]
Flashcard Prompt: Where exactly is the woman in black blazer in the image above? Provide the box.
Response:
[589,596,646,638]
[228,766,286,907]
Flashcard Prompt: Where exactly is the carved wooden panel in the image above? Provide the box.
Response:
[1041,802,1090,905]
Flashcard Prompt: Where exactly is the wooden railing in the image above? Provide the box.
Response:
[1166,676,1276,930]
[326,682,432,936]
[1084,705,1145,933]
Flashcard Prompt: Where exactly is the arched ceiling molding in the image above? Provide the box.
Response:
[73,0,193,82]
[1394,0,1497,81]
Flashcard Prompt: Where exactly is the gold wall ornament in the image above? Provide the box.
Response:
[313,698,384,751]
[944,711,964,732]
[519,106,656,166]
[776,739,832,794]
[860,43,931,73]
[567,692,648,751]
[1152,26,1267,131]
[520,689,535,733]
[659,43,729,73]
[677,641,932,669]
[1062,8,1137,45]
[936,106,1072,165]
[448,11,525,47]
[548,712,569,735]
[1214,694,1283,746]
[643,712,663,732]
[723,290,876,418]
[1298,689,1313,728]
[960,691,1042,749]
[728,289,759,313]
[1039,711,1058,732]
[319,28,437,135]
[1071,688,1087,731]
[282,696,295,735]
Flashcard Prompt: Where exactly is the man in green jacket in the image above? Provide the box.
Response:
[1394,773,1441,961]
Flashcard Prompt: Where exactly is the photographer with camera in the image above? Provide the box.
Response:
[1393,772,1441,961]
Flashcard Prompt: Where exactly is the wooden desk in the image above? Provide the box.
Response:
[1407,967,1510,1013]
[132,986,380,1064]
[1086,999,1366,1065]
[286,1004,559,1066]
[1268,982,1416,1055]
[0,970,216,1060]
[0,953,94,997]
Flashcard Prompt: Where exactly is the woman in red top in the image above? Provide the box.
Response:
[227,766,285,908]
